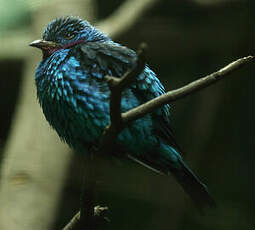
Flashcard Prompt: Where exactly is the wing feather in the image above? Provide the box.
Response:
[76,41,182,154]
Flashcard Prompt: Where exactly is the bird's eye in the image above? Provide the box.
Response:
[63,32,75,40]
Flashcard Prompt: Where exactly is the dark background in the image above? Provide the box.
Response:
[0,0,255,229]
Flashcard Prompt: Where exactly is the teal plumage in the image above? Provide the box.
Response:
[30,16,215,210]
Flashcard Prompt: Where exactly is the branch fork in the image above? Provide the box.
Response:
[63,46,254,230]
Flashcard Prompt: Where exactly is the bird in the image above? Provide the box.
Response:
[30,16,215,210]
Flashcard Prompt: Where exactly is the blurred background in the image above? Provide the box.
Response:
[0,0,255,229]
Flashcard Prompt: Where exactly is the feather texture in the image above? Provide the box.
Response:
[33,16,215,210]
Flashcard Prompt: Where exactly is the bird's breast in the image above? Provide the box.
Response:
[36,57,111,151]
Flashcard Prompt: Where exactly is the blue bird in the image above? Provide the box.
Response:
[30,16,215,210]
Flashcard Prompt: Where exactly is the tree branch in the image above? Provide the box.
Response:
[62,206,108,230]
[96,44,147,156]
[99,54,255,158]
[62,52,254,229]
[105,43,147,130]
[61,44,146,230]
[122,55,255,123]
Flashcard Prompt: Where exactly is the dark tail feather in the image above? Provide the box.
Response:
[126,153,215,211]
[171,158,216,212]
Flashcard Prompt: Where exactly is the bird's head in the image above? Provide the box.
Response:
[30,16,110,58]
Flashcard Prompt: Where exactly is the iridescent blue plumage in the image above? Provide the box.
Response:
[31,16,215,210]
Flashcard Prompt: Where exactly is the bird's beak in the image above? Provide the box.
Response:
[29,39,61,51]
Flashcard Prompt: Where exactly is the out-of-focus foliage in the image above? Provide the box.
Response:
[0,0,31,33]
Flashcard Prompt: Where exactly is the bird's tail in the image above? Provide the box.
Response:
[127,147,216,211]
[170,157,216,211]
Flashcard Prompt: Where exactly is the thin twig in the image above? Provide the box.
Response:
[62,212,80,230]
[72,57,247,228]
[96,44,147,155]
[122,55,254,123]
[105,43,147,129]
[62,51,254,230]
[99,54,254,157]
[62,206,109,230]
[79,154,96,229]
[62,44,147,230]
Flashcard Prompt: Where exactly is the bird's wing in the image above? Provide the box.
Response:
[77,41,182,153]
[79,41,137,78]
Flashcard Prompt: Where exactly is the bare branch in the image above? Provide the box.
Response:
[96,44,147,156]
[105,43,147,129]
[93,52,255,160]
[62,206,109,230]
[122,55,255,123]
[62,212,80,230]
[65,51,255,230]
